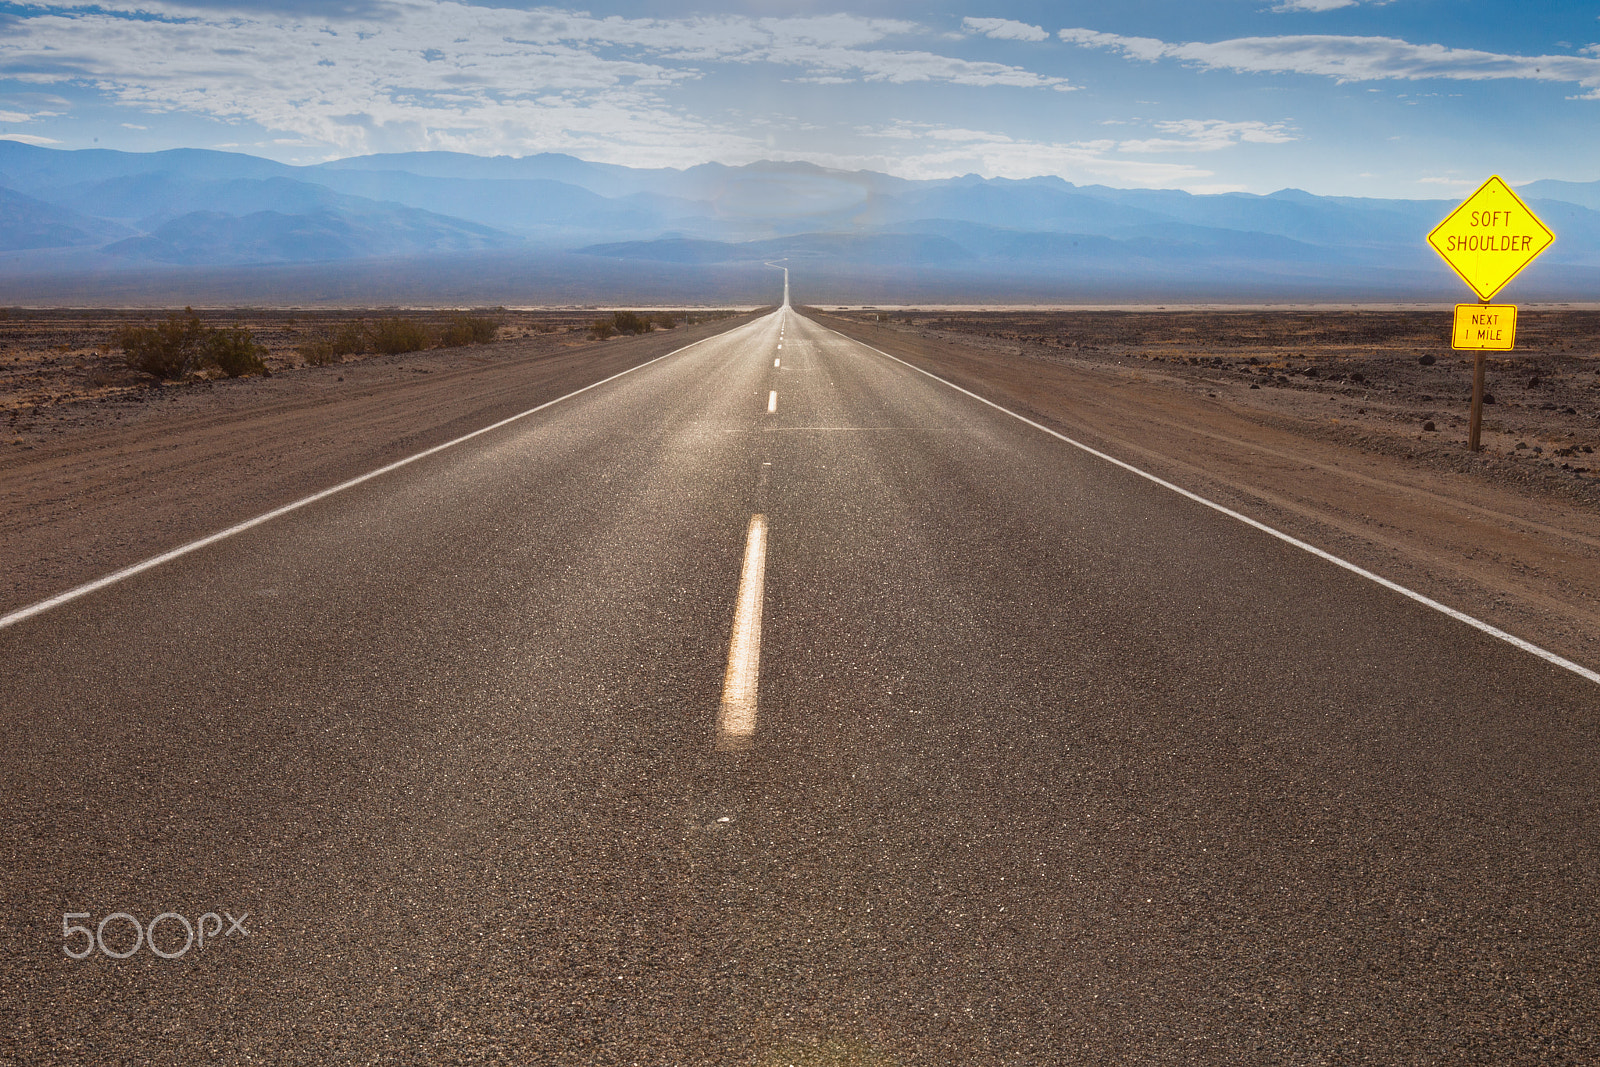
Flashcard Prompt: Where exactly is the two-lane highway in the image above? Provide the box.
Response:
[3,306,1598,1064]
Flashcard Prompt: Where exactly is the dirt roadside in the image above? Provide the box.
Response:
[0,312,763,614]
[806,308,1600,676]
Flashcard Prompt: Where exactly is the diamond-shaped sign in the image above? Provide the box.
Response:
[1427,176,1554,301]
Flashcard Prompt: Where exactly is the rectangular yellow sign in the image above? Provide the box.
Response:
[1451,303,1517,351]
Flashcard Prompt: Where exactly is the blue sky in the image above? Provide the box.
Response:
[0,0,1597,196]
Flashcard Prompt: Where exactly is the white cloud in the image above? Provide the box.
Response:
[0,3,1071,164]
[786,47,1071,89]
[1,3,706,150]
[963,17,1050,43]
[1060,27,1600,98]
[1271,0,1359,11]
[0,93,69,124]
[507,11,920,58]
[0,133,62,144]
[847,121,1228,189]
[1118,118,1296,152]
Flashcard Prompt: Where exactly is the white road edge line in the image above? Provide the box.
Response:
[768,390,778,413]
[0,328,736,632]
[717,513,768,750]
[834,328,1600,688]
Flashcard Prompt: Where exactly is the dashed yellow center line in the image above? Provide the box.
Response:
[717,513,768,751]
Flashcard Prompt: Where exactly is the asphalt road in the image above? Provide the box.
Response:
[3,307,1598,1065]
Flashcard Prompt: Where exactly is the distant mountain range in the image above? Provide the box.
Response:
[2,140,1598,304]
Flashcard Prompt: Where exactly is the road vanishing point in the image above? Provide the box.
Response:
[3,304,1599,1064]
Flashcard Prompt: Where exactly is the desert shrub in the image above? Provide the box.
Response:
[299,340,336,365]
[609,310,653,336]
[653,312,679,330]
[589,319,615,340]
[203,327,267,377]
[299,320,369,365]
[439,313,502,347]
[333,322,369,354]
[369,317,433,355]
[118,307,207,379]
[683,310,734,326]
[118,310,271,379]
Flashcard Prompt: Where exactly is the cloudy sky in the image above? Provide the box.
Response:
[0,0,1596,195]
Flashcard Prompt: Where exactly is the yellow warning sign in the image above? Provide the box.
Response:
[1427,176,1554,301]
[1451,303,1517,351]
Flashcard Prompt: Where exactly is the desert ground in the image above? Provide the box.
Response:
[0,306,741,442]
[3,303,1597,671]
[823,306,1600,483]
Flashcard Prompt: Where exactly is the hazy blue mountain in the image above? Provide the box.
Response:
[579,231,972,265]
[317,152,912,219]
[1068,186,1444,250]
[760,231,971,264]
[318,152,915,203]
[1521,178,1600,211]
[861,178,1159,235]
[885,220,1122,260]
[103,205,514,265]
[313,151,674,199]
[1522,199,1600,265]
[50,174,357,227]
[4,140,1599,301]
[303,169,707,236]
[0,186,132,250]
[575,237,745,264]
[19,161,703,240]
[1110,221,1354,262]
[0,140,292,198]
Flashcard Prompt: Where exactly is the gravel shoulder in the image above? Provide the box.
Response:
[808,308,1600,675]
[0,312,761,613]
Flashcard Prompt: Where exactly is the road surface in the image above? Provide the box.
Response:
[3,306,1598,1065]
